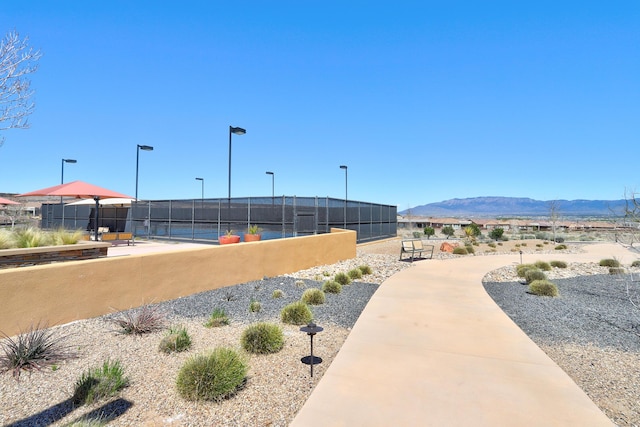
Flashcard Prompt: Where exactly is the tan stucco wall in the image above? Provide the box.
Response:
[0,229,356,337]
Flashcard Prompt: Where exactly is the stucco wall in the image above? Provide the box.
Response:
[0,229,356,337]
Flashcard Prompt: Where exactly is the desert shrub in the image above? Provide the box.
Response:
[241,323,284,354]
[412,231,422,238]
[295,280,306,288]
[249,300,262,313]
[50,228,83,245]
[0,322,75,379]
[111,304,166,335]
[487,242,496,248]
[13,227,49,248]
[73,360,129,405]
[204,308,230,328]
[334,272,351,286]
[554,244,567,250]
[555,237,565,243]
[176,347,247,401]
[609,267,626,275]
[347,268,363,280]
[536,244,543,248]
[599,258,621,268]
[301,288,326,305]
[521,243,528,247]
[497,242,503,246]
[528,280,559,297]
[159,325,192,354]
[452,247,468,255]
[632,260,640,267]
[534,261,552,271]
[281,301,313,325]
[0,229,15,249]
[358,264,373,275]
[272,289,284,299]
[516,264,536,277]
[525,269,547,284]
[550,260,567,268]
[322,280,342,294]
[464,245,475,254]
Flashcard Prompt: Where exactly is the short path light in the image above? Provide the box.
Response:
[300,322,323,377]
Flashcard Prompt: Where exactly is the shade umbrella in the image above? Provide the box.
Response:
[66,197,135,207]
[0,197,20,205]
[19,181,133,241]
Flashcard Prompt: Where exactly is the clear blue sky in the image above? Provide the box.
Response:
[1,1,638,211]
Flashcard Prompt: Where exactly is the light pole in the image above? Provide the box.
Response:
[195,177,204,215]
[134,144,154,239]
[61,158,77,227]
[228,126,246,232]
[266,171,274,199]
[340,165,348,229]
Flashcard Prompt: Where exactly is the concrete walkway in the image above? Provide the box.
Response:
[291,243,637,427]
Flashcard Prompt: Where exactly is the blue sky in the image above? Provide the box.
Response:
[1,1,638,211]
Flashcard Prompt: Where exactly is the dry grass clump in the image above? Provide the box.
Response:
[72,360,129,405]
[301,288,325,305]
[204,308,230,327]
[158,325,192,354]
[322,280,342,294]
[528,280,560,297]
[111,304,166,335]
[281,301,313,325]
[241,323,284,354]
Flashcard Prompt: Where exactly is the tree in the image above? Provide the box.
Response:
[441,225,455,239]
[489,227,504,241]
[0,30,41,146]
[423,226,435,239]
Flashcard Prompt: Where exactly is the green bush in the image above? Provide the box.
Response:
[322,280,342,294]
[0,322,75,379]
[334,272,351,286]
[73,360,129,405]
[347,268,363,280]
[272,289,284,299]
[204,308,230,328]
[241,323,284,354]
[412,231,422,238]
[528,280,559,297]
[111,304,166,335]
[554,244,567,250]
[176,347,247,401]
[550,260,567,268]
[525,269,547,284]
[452,247,468,255]
[632,260,640,267]
[516,264,536,278]
[295,279,306,288]
[358,265,373,275]
[487,242,496,248]
[280,301,313,325]
[599,258,621,268]
[159,325,192,354]
[464,245,475,254]
[301,288,326,305]
[534,261,552,271]
[609,267,626,275]
[249,300,262,313]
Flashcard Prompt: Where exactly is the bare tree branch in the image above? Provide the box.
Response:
[0,30,42,146]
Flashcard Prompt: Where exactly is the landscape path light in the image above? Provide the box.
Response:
[300,322,323,377]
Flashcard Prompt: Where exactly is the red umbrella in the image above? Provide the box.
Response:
[0,197,20,205]
[19,181,133,240]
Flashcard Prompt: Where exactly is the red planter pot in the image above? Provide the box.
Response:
[243,234,262,242]
[219,235,241,244]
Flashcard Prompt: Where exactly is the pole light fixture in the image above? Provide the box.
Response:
[60,158,77,226]
[195,177,204,200]
[228,126,246,232]
[265,171,274,199]
[340,165,348,229]
[134,144,154,240]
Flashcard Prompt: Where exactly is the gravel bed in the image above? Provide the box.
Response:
[483,272,640,426]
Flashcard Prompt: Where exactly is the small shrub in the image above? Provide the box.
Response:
[550,260,567,268]
[0,322,75,379]
[555,237,565,243]
[176,347,247,401]
[272,289,284,299]
[609,267,626,275]
[204,308,230,328]
[525,269,547,284]
[412,231,422,238]
[281,301,313,325]
[554,244,567,250]
[159,325,192,354]
[600,258,621,268]
[534,261,552,271]
[358,265,373,275]
[487,242,496,248]
[295,280,306,288]
[322,280,342,294]
[632,260,640,267]
[73,360,129,405]
[249,300,262,313]
[516,263,536,278]
[347,268,363,280]
[111,304,166,335]
[464,245,475,254]
[241,323,284,354]
[334,272,351,286]
[528,280,559,297]
[521,243,528,247]
[301,288,326,305]
[452,247,468,255]
[497,242,503,246]
[536,244,543,248]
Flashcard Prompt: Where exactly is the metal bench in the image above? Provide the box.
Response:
[400,239,434,262]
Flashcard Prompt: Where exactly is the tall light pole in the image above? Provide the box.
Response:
[228,126,246,232]
[195,177,204,201]
[60,158,77,227]
[266,171,274,199]
[340,165,348,229]
[134,144,154,239]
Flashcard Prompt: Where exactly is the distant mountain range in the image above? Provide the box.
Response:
[400,197,628,218]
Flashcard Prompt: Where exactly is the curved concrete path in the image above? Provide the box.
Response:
[291,243,637,426]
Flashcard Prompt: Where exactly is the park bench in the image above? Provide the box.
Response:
[100,231,133,246]
[400,239,434,262]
